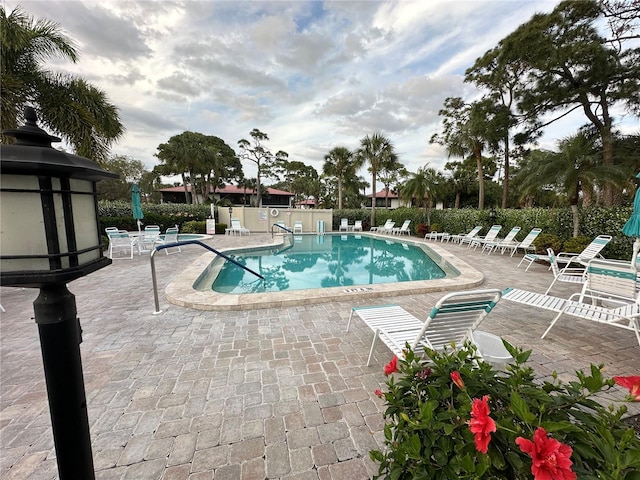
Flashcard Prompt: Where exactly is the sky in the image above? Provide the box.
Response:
[5,0,638,189]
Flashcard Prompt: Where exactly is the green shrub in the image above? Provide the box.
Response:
[182,221,206,233]
[371,344,640,479]
[215,223,227,235]
[562,235,592,254]
[533,233,563,254]
[429,223,441,233]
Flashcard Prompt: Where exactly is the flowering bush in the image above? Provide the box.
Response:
[370,343,640,479]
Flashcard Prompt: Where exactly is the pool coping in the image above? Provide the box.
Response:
[164,234,484,311]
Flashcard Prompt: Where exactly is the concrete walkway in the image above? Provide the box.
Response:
[1,234,638,479]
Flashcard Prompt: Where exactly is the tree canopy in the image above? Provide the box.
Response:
[0,6,123,161]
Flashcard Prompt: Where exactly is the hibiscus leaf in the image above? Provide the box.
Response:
[509,391,536,423]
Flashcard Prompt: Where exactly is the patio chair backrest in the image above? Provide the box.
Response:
[483,225,502,242]
[464,226,482,238]
[577,235,613,262]
[399,220,411,230]
[165,227,179,243]
[354,220,362,227]
[231,219,242,229]
[519,228,542,248]
[414,289,503,351]
[584,258,638,302]
[340,218,348,226]
[501,226,521,243]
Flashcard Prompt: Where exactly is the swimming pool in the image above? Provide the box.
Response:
[165,233,484,310]
[200,235,447,293]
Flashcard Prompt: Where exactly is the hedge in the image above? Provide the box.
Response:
[99,201,635,260]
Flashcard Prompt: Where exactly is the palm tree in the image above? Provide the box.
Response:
[401,166,441,226]
[1,6,123,161]
[357,133,396,226]
[323,146,361,210]
[517,132,627,237]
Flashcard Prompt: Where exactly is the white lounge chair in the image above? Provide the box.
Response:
[392,220,411,235]
[347,289,512,367]
[554,235,612,268]
[483,226,521,254]
[140,225,163,252]
[107,231,135,259]
[163,227,181,255]
[379,221,396,235]
[293,221,303,234]
[338,218,350,232]
[353,220,363,232]
[505,228,542,257]
[230,218,250,236]
[469,225,502,250]
[449,226,482,244]
[503,259,640,347]
[370,219,393,232]
[544,248,587,295]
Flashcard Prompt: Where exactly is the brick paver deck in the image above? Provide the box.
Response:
[1,233,638,479]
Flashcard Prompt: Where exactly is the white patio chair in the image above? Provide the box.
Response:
[468,225,502,249]
[107,231,135,259]
[370,219,393,232]
[163,227,181,255]
[338,218,350,231]
[293,221,303,234]
[505,228,542,257]
[554,235,612,268]
[230,218,250,236]
[503,259,640,347]
[353,220,363,232]
[449,226,482,244]
[391,220,411,235]
[544,248,587,295]
[483,226,521,254]
[347,289,512,367]
[379,221,396,235]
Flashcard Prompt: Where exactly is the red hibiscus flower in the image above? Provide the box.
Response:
[450,370,465,389]
[613,375,640,401]
[516,427,576,480]
[469,396,496,454]
[383,357,399,376]
[374,389,384,398]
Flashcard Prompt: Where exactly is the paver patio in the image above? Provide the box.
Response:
[1,233,638,479]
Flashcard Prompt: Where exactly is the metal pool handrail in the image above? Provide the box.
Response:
[150,240,265,314]
[271,223,293,238]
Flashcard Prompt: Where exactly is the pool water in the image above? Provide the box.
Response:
[203,234,447,294]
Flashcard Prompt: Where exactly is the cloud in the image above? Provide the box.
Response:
[5,0,576,185]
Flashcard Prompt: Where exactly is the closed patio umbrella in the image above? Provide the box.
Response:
[132,183,144,232]
[621,172,640,269]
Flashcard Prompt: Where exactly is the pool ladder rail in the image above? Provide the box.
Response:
[271,223,294,238]
[149,240,265,314]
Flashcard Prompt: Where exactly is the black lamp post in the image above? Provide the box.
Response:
[228,206,233,218]
[0,108,117,479]
[489,208,497,224]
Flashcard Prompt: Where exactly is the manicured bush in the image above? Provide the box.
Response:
[181,221,206,234]
[416,224,429,237]
[533,233,563,254]
[371,344,640,479]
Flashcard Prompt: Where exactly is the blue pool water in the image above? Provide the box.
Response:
[202,234,448,294]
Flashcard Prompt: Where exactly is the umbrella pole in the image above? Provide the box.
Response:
[632,238,640,271]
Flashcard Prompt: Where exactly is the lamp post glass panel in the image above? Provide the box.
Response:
[0,108,117,479]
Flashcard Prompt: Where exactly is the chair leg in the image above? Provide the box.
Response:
[367,330,380,366]
[541,311,564,339]
[346,309,355,332]
[544,278,557,295]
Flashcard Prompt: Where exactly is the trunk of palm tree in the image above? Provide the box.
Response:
[181,173,189,204]
[385,189,390,209]
[370,175,377,227]
[338,177,343,210]
[455,192,461,209]
[570,203,580,238]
